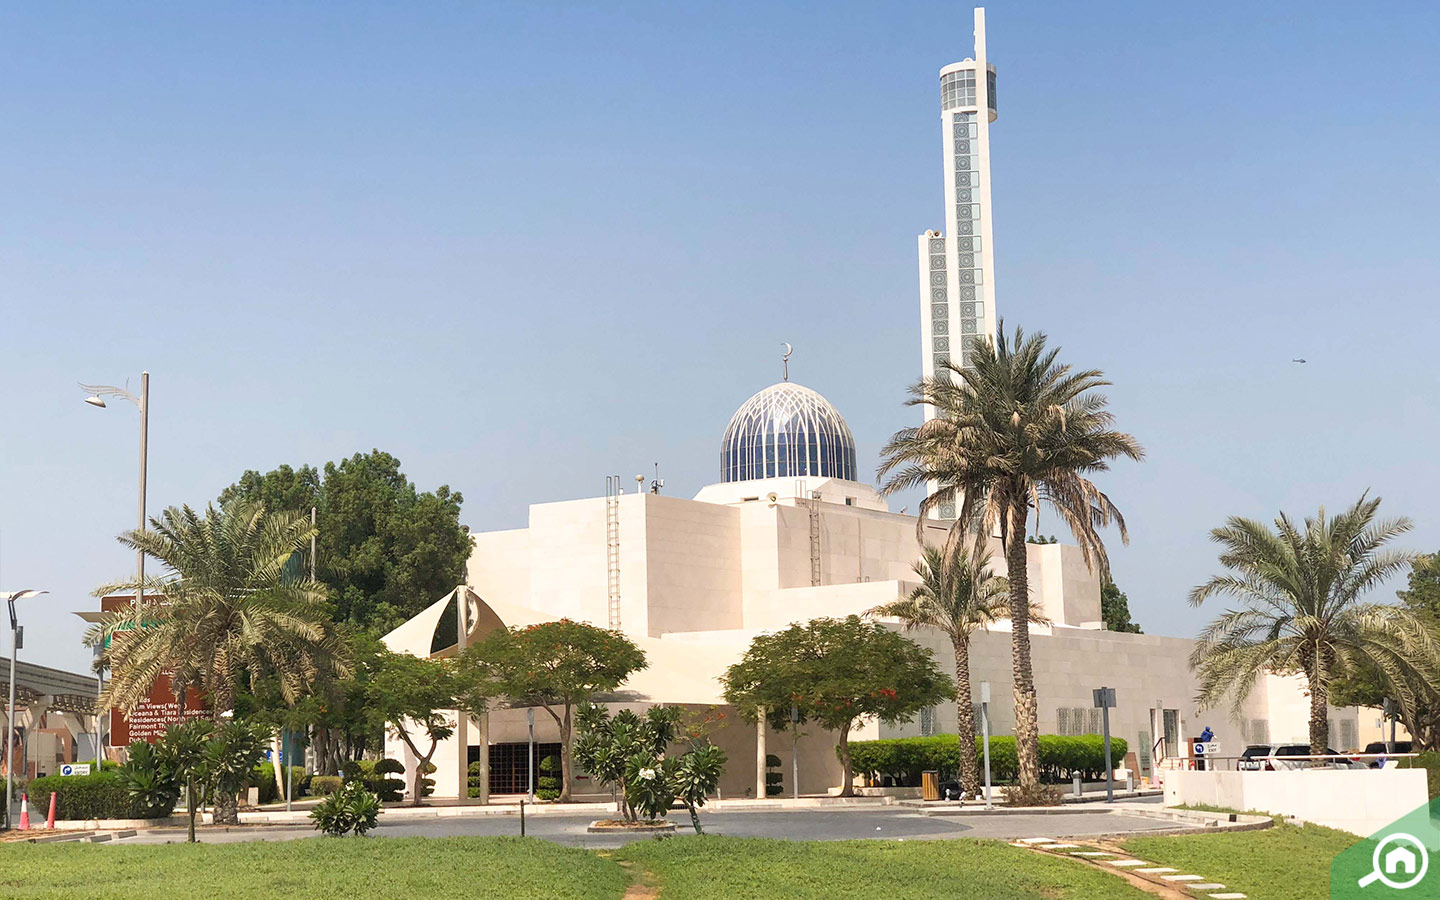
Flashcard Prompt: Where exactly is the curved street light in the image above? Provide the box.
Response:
[2,589,48,830]
[77,374,149,610]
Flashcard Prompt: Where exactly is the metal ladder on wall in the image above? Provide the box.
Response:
[604,475,622,630]
[801,481,822,587]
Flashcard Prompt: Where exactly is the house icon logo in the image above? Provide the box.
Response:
[1358,833,1429,890]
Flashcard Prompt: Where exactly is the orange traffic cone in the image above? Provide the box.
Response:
[46,791,56,829]
[18,792,29,830]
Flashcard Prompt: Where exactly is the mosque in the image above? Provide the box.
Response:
[383,8,1362,800]
[382,374,1359,800]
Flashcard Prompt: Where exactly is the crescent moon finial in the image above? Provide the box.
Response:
[781,342,793,381]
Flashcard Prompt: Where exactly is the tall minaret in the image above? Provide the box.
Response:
[915,8,998,520]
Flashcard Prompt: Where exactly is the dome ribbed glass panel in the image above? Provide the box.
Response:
[720,383,857,483]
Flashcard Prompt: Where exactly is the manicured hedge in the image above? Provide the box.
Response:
[1399,751,1440,799]
[26,770,174,820]
[847,734,1129,786]
[310,775,344,796]
[251,763,307,804]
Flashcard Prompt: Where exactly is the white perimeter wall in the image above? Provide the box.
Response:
[1165,769,1427,836]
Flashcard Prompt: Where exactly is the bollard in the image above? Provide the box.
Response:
[46,792,56,829]
[1072,774,1082,799]
[519,798,525,837]
[18,793,29,830]
[1126,773,1134,793]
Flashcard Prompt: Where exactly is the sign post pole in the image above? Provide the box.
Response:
[1093,687,1116,803]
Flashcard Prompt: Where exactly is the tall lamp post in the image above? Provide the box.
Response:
[2,589,47,831]
[79,374,149,612]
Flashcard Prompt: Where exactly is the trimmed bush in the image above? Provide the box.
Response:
[28,770,171,820]
[1399,752,1440,799]
[310,775,344,796]
[536,789,561,801]
[251,763,307,804]
[310,780,381,837]
[847,734,1130,786]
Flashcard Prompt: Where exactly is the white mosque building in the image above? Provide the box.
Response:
[383,375,1359,800]
[382,9,1362,802]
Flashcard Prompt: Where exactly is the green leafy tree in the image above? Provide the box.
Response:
[161,719,213,841]
[671,743,727,834]
[88,501,341,720]
[468,620,646,802]
[219,450,471,634]
[204,721,269,824]
[1101,579,1142,634]
[1330,552,1440,749]
[866,545,1008,797]
[879,323,1142,792]
[363,649,458,805]
[723,616,954,797]
[1190,494,1440,755]
[573,705,679,821]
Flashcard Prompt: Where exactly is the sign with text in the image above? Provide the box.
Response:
[59,763,91,776]
[100,594,209,745]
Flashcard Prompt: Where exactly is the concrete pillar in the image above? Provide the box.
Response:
[755,708,767,800]
[477,706,490,806]
[454,587,472,805]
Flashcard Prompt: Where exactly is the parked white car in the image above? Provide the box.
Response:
[1237,743,1365,771]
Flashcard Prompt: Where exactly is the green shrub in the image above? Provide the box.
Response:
[310,775,343,796]
[1399,752,1440,799]
[310,780,381,837]
[846,734,1130,786]
[539,755,561,775]
[250,763,307,804]
[28,770,170,820]
[536,789,561,801]
[538,775,560,791]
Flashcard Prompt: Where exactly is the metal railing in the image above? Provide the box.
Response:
[1155,752,1419,774]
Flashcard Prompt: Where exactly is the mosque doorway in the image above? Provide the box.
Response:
[469,742,561,795]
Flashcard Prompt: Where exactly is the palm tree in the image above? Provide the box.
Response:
[866,545,1008,797]
[87,500,345,824]
[879,323,1142,792]
[1189,493,1439,755]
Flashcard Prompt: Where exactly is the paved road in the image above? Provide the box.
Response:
[111,806,1176,848]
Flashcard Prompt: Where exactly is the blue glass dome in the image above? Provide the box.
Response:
[720,382,857,483]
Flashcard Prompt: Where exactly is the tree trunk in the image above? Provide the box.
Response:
[953,636,980,797]
[1308,669,1330,759]
[687,802,703,834]
[271,732,286,799]
[210,688,240,826]
[212,788,239,825]
[558,705,574,803]
[1006,493,1040,792]
[186,777,197,843]
[837,722,854,798]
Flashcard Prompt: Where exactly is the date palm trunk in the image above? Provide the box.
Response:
[1005,494,1040,792]
[1308,657,1330,759]
[953,636,980,797]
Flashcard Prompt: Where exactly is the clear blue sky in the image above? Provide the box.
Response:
[4,2,1438,674]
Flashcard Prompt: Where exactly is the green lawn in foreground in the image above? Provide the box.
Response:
[615,835,1153,900]
[0,836,630,900]
[1123,822,1356,900]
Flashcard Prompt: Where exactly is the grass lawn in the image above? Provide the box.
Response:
[0,836,630,900]
[615,835,1153,900]
[1122,821,1357,900]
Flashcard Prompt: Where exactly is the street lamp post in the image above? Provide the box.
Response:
[79,372,149,611]
[2,590,47,831]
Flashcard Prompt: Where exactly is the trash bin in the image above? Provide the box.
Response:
[921,770,940,801]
